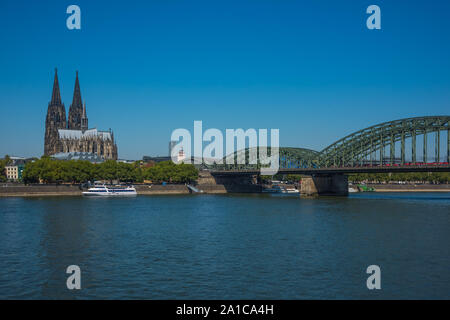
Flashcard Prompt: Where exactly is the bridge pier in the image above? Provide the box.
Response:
[300,174,348,197]
[200,171,263,193]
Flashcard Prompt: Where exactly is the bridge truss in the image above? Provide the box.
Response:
[206,116,450,171]
[319,116,450,167]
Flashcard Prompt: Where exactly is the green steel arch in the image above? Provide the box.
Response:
[319,116,450,167]
[279,147,320,168]
[204,147,320,170]
[205,116,450,171]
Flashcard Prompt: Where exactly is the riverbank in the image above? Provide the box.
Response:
[0,183,262,197]
[0,184,82,197]
[1,183,449,197]
[0,184,192,197]
[366,183,450,192]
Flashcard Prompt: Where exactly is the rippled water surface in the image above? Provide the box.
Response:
[0,193,449,299]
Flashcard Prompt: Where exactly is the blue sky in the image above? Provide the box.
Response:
[0,0,449,159]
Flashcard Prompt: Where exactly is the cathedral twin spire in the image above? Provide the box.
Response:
[45,69,118,159]
[49,68,88,131]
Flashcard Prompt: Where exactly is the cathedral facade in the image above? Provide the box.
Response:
[44,69,118,160]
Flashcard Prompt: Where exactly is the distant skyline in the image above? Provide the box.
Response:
[1,0,449,159]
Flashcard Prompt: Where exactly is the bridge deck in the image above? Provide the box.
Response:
[210,165,450,176]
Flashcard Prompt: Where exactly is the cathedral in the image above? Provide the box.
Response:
[44,69,118,160]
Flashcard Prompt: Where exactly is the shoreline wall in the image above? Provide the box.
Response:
[366,183,450,192]
[1,182,449,197]
[0,183,262,197]
[136,185,190,195]
[0,184,82,197]
[137,184,263,194]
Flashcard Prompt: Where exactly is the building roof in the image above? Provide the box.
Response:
[142,156,172,163]
[58,128,112,141]
[1,157,27,166]
[51,152,105,163]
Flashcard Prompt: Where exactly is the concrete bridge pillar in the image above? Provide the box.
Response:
[300,174,348,197]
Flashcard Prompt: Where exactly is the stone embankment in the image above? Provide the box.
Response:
[0,184,82,197]
[367,183,450,192]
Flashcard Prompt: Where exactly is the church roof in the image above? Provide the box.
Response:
[51,152,105,163]
[58,128,112,140]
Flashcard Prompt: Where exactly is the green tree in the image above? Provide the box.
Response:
[143,161,198,183]
[21,158,198,184]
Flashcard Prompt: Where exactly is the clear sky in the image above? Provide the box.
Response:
[0,0,449,159]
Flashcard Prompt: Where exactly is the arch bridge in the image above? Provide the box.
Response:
[208,116,450,196]
[209,116,450,171]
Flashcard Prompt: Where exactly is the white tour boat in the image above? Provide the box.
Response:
[82,184,137,197]
[263,185,299,194]
[284,187,300,194]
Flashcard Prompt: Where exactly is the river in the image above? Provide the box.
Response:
[0,192,449,299]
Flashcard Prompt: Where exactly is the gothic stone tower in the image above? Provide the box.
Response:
[44,69,66,155]
[44,69,118,160]
[68,71,83,130]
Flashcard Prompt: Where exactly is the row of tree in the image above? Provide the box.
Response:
[348,172,450,184]
[22,157,198,184]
